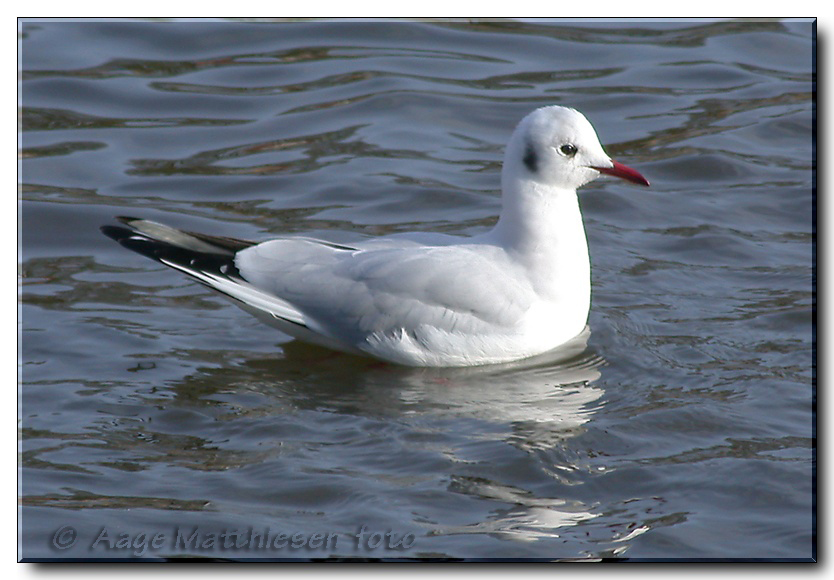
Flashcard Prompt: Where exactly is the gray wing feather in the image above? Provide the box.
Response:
[236,239,535,348]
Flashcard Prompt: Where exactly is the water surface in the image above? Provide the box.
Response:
[19,19,814,561]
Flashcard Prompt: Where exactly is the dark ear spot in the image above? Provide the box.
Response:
[523,142,538,173]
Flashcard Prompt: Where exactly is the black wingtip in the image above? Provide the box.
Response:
[100,224,134,243]
[100,225,168,263]
[101,217,246,278]
[101,216,145,242]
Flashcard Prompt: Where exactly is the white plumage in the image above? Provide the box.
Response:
[103,106,648,367]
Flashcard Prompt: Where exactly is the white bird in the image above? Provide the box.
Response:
[103,106,649,367]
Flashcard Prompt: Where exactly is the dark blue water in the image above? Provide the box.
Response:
[19,19,814,561]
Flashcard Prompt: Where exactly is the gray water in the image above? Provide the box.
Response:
[19,19,814,561]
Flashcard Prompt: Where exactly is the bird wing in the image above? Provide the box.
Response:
[235,238,536,351]
[103,217,537,362]
[101,218,339,343]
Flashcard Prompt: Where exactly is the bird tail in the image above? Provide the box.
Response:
[100,216,320,336]
[101,216,254,274]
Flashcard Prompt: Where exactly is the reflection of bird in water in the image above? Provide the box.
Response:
[389,327,604,429]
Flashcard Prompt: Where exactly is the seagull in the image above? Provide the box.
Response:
[102,106,649,367]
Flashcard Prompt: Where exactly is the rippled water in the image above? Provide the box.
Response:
[19,19,815,561]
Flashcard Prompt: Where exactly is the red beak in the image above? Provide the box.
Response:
[592,160,650,187]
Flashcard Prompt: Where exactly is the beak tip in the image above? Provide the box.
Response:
[593,159,650,187]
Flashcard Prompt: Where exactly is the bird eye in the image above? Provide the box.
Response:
[560,144,578,157]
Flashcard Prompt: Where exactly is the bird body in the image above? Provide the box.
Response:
[103,106,648,367]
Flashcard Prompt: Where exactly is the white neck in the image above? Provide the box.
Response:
[485,172,591,310]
